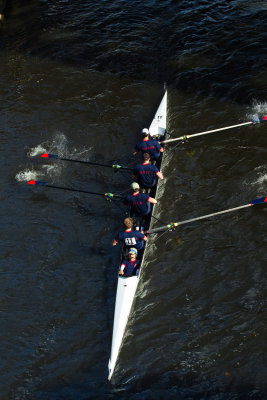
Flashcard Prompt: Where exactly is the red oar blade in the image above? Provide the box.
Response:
[41,153,59,158]
[253,116,267,123]
[27,180,47,186]
[251,196,267,205]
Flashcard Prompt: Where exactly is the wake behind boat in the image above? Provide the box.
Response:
[108,91,167,381]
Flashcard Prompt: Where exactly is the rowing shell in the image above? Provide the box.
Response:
[108,90,167,381]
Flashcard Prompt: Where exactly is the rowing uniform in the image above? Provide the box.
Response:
[114,229,145,250]
[134,163,159,189]
[120,259,140,277]
[134,138,162,161]
[124,192,151,216]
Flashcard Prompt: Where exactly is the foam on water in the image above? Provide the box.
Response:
[245,165,267,192]
[29,144,47,157]
[255,173,267,186]
[28,132,69,157]
[28,132,93,160]
[15,164,62,182]
[15,169,44,182]
[17,132,93,182]
[247,101,267,122]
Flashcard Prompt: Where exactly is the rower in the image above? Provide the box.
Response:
[133,152,163,191]
[119,248,140,277]
[132,128,164,163]
[112,217,147,250]
[124,182,157,218]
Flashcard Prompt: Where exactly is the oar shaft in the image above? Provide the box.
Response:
[42,154,133,171]
[45,184,107,197]
[148,203,252,234]
[61,158,101,166]
[162,121,253,144]
[188,121,252,139]
[178,203,251,226]
[60,157,133,171]
[29,181,123,199]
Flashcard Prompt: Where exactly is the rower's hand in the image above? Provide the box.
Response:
[119,270,124,276]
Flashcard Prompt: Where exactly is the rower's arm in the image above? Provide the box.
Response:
[119,263,125,275]
[148,197,157,204]
[156,171,163,180]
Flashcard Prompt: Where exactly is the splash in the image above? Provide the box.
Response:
[29,144,47,157]
[255,173,267,186]
[249,166,267,191]
[28,132,93,160]
[28,132,69,157]
[22,133,69,181]
[15,169,44,182]
[247,100,267,122]
[18,132,94,183]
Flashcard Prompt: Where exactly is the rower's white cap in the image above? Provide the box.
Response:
[131,182,140,190]
[129,248,138,255]
[142,128,149,135]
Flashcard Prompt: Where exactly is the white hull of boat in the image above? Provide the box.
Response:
[108,90,167,381]
[149,91,167,138]
[108,275,139,380]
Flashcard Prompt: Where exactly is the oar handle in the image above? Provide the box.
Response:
[160,136,187,144]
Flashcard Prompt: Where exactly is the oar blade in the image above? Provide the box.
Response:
[27,180,47,186]
[251,196,267,205]
[41,153,59,158]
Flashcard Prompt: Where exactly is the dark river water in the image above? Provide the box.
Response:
[0,1,267,399]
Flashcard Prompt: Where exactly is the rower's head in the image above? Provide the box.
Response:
[128,248,137,259]
[131,182,140,193]
[141,128,150,138]
[143,152,150,162]
[124,217,133,229]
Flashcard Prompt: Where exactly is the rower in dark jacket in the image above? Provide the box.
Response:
[124,182,157,217]
[133,152,163,190]
[133,128,163,162]
[112,217,147,250]
[119,248,140,277]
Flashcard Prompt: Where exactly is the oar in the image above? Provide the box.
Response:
[147,196,267,234]
[40,153,134,172]
[160,116,267,144]
[27,180,124,200]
